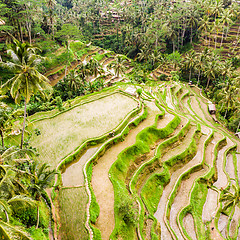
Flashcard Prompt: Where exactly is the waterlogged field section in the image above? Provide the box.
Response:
[30,92,138,167]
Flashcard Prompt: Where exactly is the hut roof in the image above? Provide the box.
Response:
[208,104,216,112]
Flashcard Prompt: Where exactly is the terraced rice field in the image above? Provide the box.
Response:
[66,82,239,240]
[29,80,239,239]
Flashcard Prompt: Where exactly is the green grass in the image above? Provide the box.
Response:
[58,187,88,240]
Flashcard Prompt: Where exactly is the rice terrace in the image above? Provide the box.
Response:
[1,0,240,240]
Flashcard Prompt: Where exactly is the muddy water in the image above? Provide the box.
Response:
[169,133,209,240]
[183,214,197,240]
[219,214,228,238]
[237,154,240,183]
[230,206,240,238]
[226,153,235,179]
[214,138,234,189]
[62,147,99,187]
[91,102,161,240]
[165,87,175,110]
[202,189,219,222]
[154,125,197,240]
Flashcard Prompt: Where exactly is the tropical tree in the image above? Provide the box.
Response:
[109,55,127,78]
[198,16,210,45]
[0,39,52,149]
[28,162,57,228]
[204,57,219,89]
[220,179,240,238]
[220,9,232,46]
[218,81,238,119]
[183,50,196,83]
[87,58,103,77]
[66,69,82,91]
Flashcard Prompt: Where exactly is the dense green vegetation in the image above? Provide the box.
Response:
[0,0,240,239]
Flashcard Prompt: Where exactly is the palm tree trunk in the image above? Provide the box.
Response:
[224,108,228,119]
[36,204,39,229]
[236,120,240,133]
[0,130,4,148]
[206,77,210,90]
[20,97,27,149]
[197,70,201,86]
[4,210,9,222]
[189,68,192,83]
[220,29,225,47]
[190,26,193,45]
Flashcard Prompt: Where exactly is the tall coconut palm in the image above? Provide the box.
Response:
[184,50,196,83]
[0,39,52,149]
[220,9,232,46]
[28,162,57,229]
[218,77,239,119]
[204,58,219,89]
[109,55,127,78]
[198,16,210,45]
[188,10,199,45]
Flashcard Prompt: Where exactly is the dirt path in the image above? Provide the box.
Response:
[169,131,209,239]
[154,125,197,240]
[91,102,161,240]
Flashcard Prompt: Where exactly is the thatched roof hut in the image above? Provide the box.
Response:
[208,104,216,115]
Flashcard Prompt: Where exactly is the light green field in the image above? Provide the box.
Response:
[30,92,137,168]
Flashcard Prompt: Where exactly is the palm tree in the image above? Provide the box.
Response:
[188,10,199,45]
[28,162,57,228]
[0,39,52,149]
[218,77,239,119]
[198,16,210,45]
[87,58,103,77]
[184,50,196,83]
[109,55,127,78]
[66,69,82,91]
[220,9,232,47]
[204,58,219,89]
[210,0,223,21]
[220,179,240,238]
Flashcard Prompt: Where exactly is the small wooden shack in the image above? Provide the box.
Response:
[208,104,216,115]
